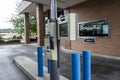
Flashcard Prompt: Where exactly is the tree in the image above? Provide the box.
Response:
[29,16,37,37]
[9,14,37,37]
[9,14,24,35]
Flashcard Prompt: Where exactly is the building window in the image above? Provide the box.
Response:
[59,23,68,37]
[78,19,109,37]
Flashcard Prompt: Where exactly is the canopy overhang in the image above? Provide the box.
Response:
[18,0,87,15]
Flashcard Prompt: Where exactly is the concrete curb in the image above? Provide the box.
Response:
[13,56,68,80]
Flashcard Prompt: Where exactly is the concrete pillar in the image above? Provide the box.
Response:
[36,4,45,46]
[24,13,30,44]
[64,9,71,49]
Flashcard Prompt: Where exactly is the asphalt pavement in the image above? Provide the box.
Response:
[0,44,30,80]
[0,44,120,80]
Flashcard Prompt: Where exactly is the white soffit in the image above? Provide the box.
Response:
[18,1,49,15]
[24,0,87,9]
[18,1,32,14]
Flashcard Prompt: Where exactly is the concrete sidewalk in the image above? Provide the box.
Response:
[14,56,68,80]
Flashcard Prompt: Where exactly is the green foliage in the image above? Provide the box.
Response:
[13,35,22,39]
[0,40,5,43]
[6,40,20,44]
[29,16,37,34]
[0,39,20,44]
[9,14,37,36]
[9,15,24,35]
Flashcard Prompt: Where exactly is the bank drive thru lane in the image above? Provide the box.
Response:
[0,45,30,80]
[0,44,120,80]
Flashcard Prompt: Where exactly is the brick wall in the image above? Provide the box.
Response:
[60,40,71,49]
[61,0,120,56]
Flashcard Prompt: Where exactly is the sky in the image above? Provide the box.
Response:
[0,0,21,29]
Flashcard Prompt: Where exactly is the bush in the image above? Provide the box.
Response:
[6,40,20,44]
[12,35,22,39]
[0,39,20,44]
[0,40,5,44]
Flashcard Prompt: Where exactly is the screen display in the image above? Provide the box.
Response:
[59,23,68,37]
[79,19,109,37]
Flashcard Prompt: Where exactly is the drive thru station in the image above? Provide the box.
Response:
[14,0,120,80]
[0,0,120,80]
[44,0,79,80]
[19,0,120,57]
[14,0,92,80]
[39,0,91,80]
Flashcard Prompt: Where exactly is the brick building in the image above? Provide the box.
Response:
[61,0,120,56]
[18,0,120,56]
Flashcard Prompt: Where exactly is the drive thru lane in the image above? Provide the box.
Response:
[0,45,29,80]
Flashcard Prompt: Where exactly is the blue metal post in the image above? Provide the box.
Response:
[82,50,91,80]
[48,59,50,73]
[71,53,80,80]
[46,46,50,73]
[37,46,43,77]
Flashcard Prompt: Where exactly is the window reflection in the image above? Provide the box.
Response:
[79,19,109,37]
